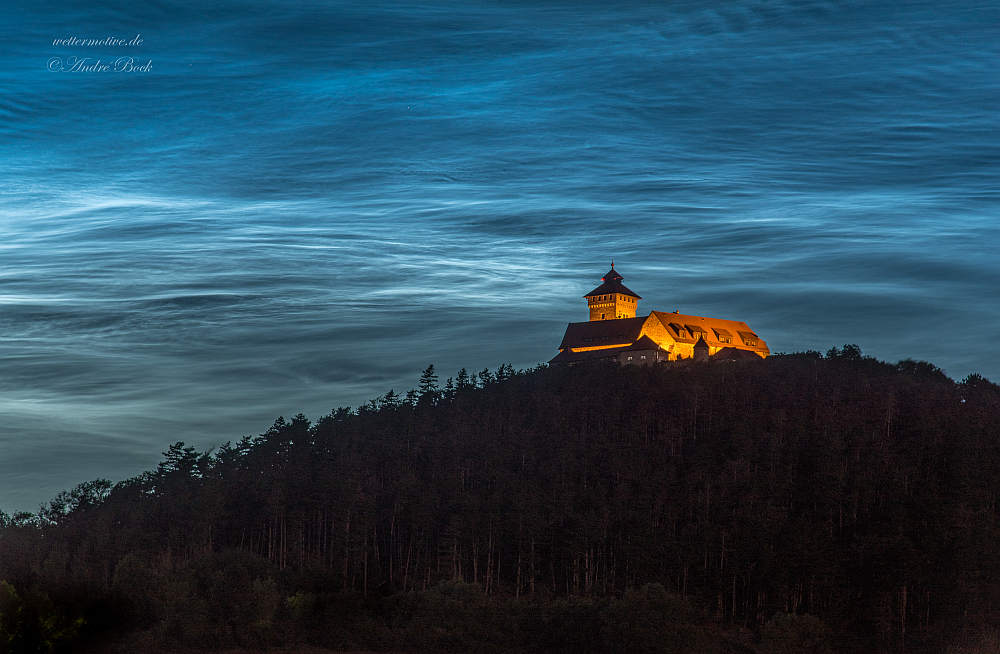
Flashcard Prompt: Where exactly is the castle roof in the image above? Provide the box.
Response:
[548,333,668,364]
[630,335,667,351]
[584,265,641,299]
[549,347,624,364]
[557,316,648,351]
[650,311,769,355]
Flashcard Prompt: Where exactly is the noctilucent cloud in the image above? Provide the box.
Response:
[2,0,998,512]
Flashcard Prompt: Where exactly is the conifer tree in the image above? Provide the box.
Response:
[418,365,439,396]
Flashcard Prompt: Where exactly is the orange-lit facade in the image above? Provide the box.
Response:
[550,264,769,365]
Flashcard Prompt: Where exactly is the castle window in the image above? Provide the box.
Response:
[686,325,707,340]
[713,328,733,343]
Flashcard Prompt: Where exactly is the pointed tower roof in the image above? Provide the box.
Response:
[584,263,641,299]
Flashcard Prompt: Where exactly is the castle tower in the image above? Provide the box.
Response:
[584,263,642,321]
[693,335,710,361]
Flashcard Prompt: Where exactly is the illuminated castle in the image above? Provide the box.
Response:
[549,264,769,365]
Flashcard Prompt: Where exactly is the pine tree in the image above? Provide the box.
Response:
[419,364,440,405]
[379,390,401,410]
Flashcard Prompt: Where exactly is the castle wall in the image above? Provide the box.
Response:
[637,315,678,356]
[619,349,666,366]
[672,343,694,360]
[587,293,638,321]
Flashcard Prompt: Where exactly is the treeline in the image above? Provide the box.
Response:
[2,349,1000,653]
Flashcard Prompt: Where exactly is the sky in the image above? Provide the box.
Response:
[1,0,998,512]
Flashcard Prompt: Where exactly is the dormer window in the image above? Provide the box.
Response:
[713,328,734,345]
[686,325,706,341]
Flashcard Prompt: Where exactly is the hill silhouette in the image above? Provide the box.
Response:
[2,348,999,653]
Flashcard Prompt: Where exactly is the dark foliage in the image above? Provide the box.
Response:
[2,349,1000,653]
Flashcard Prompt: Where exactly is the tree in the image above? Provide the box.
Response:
[379,390,401,410]
[39,479,113,525]
[418,365,440,406]
[418,365,439,397]
[5,352,1000,653]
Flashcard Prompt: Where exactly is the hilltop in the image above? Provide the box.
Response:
[2,348,1000,654]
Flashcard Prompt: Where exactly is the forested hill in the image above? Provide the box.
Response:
[3,349,1000,654]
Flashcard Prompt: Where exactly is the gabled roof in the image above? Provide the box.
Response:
[548,333,668,364]
[584,265,641,299]
[650,311,770,355]
[557,316,649,351]
[549,347,624,364]
[631,335,669,351]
